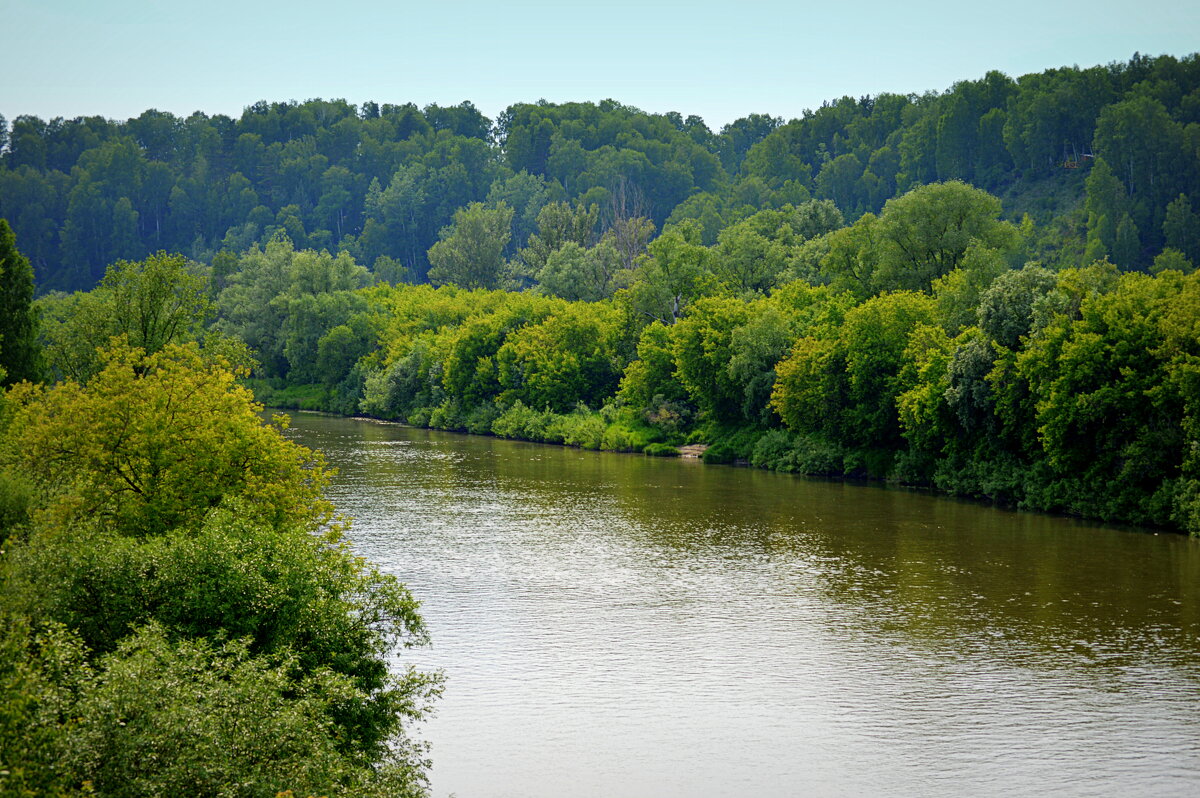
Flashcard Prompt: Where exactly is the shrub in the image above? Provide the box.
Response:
[750,429,844,475]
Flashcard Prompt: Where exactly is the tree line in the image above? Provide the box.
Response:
[8,172,1198,537]
[2,52,1198,296]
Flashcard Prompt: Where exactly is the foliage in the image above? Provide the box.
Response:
[0,337,440,794]
[0,219,41,384]
[2,342,331,537]
[427,202,514,290]
[40,250,223,382]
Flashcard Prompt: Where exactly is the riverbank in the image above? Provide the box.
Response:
[264,389,1183,538]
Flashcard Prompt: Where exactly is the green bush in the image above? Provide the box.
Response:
[643,443,680,457]
[428,400,464,431]
[492,401,551,441]
[1,509,439,761]
[702,441,738,464]
[750,429,844,475]
[464,402,500,435]
[0,471,32,542]
[547,406,607,450]
[600,423,657,452]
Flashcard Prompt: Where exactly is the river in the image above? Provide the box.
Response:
[286,412,1200,798]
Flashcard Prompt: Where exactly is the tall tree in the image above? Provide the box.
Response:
[0,219,41,384]
[427,202,514,289]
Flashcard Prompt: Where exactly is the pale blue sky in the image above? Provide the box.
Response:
[5,0,1198,129]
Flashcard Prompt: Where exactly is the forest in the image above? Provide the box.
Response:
[2,51,1200,793]
[3,52,1199,294]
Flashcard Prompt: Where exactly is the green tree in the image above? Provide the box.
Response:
[427,202,514,289]
[711,221,791,294]
[0,339,442,790]
[496,305,622,412]
[519,201,599,277]
[40,251,218,382]
[671,297,754,424]
[2,342,331,537]
[628,223,716,324]
[871,181,1017,294]
[0,219,41,384]
[536,241,623,302]
[1163,194,1200,264]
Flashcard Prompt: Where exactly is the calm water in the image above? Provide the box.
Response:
[287,413,1200,798]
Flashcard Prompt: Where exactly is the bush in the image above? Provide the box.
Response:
[702,441,738,464]
[428,400,464,431]
[547,405,607,450]
[600,423,657,452]
[750,430,844,475]
[0,340,440,794]
[492,401,552,441]
[464,402,500,435]
[67,625,429,798]
[643,443,680,457]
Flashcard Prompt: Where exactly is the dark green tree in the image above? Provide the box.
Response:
[0,219,41,384]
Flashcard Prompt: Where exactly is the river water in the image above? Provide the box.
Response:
[286,413,1200,798]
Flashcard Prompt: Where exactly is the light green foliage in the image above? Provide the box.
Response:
[770,335,845,441]
[1152,248,1195,275]
[428,201,514,290]
[839,292,940,453]
[894,324,957,476]
[520,201,599,277]
[1,342,331,538]
[771,291,938,474]
[712,220,791,295]
[1027,260,1119,333]
[628,222,716,324]
[709,201,845,295]
[617,321,689,411]
[0,337,441,793]
[497,305,623,412]
[819,212,881,297]
[0,616,89,797]
[40,251,215,382]
[491,401,607,449]
[930,245,1010,334]
[217,235,371,380]
[439,292,558,408]
[672,296,754,424]
[536,241,623,302]
[67,624,428,798]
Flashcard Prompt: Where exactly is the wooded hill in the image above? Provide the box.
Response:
[2,52,1198,293]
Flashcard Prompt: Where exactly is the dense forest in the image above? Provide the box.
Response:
[3,53,1200,792]
[3,52,1199,294]
[0,52,1196,538]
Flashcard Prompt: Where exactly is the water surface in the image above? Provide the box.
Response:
[287,413,1200,798]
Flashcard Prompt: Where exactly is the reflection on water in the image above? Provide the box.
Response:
[287,413,1200,798]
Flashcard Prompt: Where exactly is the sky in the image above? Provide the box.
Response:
[5,0,1199,130]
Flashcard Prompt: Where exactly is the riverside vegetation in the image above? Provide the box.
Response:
[1,234,441,793]
[2,51,1200,794]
